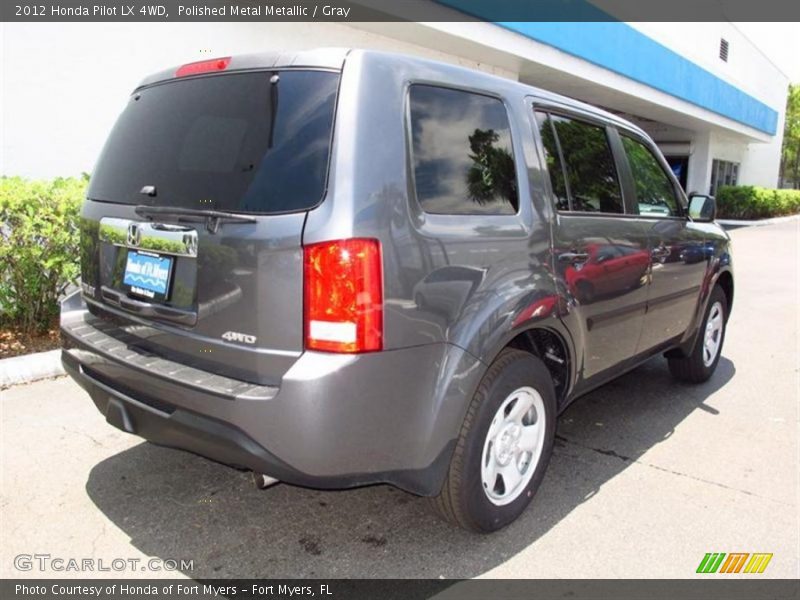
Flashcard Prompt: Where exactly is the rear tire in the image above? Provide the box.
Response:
[430,348,556,532]
[668,285,728,383]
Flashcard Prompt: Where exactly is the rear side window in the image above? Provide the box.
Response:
[621,136,681,217]
[408,85,518,215]
[538,112,624,214]
[88,70,339,214]
[535,111,569,211]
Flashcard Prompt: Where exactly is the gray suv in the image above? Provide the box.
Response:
[61,49,733,532]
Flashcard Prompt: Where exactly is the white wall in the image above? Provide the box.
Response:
[0,22,515,179]
[1,21,786,190]
[631,22,789,189]
[737,108,787,187]
[684,132,709,195]
[629,22,788,107]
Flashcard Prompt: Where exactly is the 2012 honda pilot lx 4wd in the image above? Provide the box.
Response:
[62,49,733,532]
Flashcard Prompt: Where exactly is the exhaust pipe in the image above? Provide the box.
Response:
[252,472,280,490]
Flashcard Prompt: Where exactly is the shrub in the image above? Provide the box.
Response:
[716,185,800,220]
[0,176,87,334]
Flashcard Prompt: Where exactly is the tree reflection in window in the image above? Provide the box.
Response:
[548,114,624,214]
[466,128,518,211]
[535,111,569,210]
[621,136,679,217]
[409,85,518,215]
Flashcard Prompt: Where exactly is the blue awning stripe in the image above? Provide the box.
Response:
[433,2,779,135]
[496,22,777,135]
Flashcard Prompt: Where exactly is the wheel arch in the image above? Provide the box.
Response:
[716,269,734,319]
[485,325,575,408]
[669,265,734,359]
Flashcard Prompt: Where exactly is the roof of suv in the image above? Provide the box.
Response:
[137,47,351,88]
[138,47,647,139]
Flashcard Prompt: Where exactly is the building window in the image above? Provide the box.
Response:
[408,85,518,215]
[719,38,729,62]
[710,159,739,195]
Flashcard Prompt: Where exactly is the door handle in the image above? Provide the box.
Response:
[558,252,590,264]
[651,246,671,259]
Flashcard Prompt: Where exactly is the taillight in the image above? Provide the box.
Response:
[175,57,231,77]
[304,239,383,353]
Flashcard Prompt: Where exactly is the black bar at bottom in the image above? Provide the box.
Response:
[2,579,799,600]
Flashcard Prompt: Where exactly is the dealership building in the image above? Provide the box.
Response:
[2,18,789,194]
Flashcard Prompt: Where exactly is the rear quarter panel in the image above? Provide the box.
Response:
[303,50,564,364]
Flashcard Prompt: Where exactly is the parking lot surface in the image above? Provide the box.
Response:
[1,221,797,579]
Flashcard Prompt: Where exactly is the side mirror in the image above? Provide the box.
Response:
[688,194,716,222]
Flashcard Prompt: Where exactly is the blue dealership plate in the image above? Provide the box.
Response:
[123,250,173,301]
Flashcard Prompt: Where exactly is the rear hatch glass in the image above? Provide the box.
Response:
[88,69,339,213]
[80,69,339,384]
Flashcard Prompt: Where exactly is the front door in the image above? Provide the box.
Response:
[533,108,650,381]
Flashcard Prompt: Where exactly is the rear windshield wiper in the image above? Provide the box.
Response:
[134,205,256,234]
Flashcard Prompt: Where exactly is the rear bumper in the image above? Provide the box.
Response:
[61,298,483,496]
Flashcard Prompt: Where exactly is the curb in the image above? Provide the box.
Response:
[718,214,800,229]
[0,349,65,389]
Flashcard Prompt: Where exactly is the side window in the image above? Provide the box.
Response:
[549,114,624,214]
[621,136,681,217]
[535,111,569,211]
[408,85,518,215]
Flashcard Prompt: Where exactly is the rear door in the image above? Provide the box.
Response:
[617,132,707,351]
[532,107,650,381]
[80,68,340,384]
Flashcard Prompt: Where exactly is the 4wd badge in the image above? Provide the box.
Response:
[221,331,257,345]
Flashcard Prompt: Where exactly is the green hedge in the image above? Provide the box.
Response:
[716,185,800,220]
[0,176,87,334]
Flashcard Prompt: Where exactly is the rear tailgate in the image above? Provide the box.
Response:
[78,65,340,385]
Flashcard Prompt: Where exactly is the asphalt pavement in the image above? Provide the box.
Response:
[1,221,797,579]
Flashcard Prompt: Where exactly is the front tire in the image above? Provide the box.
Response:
[430,348,556,532]
[668,285,728,383]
